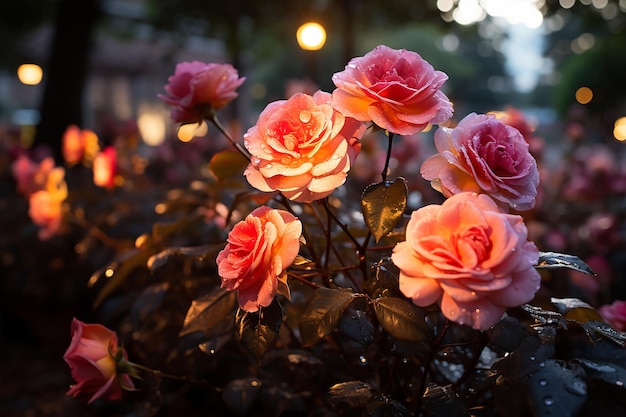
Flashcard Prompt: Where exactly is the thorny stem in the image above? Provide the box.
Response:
[208,113,251,162]
[381,131,394,183]
[127,361,222,392]
[287,271,320,289]
[415,319,451,414]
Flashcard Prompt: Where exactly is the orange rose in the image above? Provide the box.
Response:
[217,206,302,312]
[63,318,134,403]
[331,45,453,135]
[244,91,365,203]
[391,192,541,330]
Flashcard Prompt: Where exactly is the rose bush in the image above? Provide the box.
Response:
[599,300,626,331]
[63,318,134,404]
[158,61,245,124]
[217,205,302,312]
[420,112,540,211]
[391,192,541,330]
[243,91,366,203]
[331,44,453,135]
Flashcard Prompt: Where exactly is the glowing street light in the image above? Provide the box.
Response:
[17,64,43,85]
[296,22,327,51]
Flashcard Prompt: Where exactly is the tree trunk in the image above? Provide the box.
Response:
[34,0,101,162]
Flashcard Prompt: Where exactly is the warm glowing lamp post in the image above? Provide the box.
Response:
[296,22,326,84]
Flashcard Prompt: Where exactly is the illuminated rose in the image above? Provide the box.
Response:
[159,61,245,124]
[217,206,302,312]
[391,192,541,330]
[63,318,134,404]
[93,146,117,189]
[599,300,626,331]
[62,125,100,166]
[29,190,64,240]
[421,113,539,211]
[331,44,453,135]
[11,155,55,197]
[244,91,366,203]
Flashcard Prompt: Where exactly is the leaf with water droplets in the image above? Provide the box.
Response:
[550,297,604,323]
[363,394,412,417]
[536,252,596,276]
[373,296,430,343]
[361,178,408,242]
[421,384,470,417]
[527,359,587,417]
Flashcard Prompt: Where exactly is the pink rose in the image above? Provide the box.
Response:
[421,113,540,211]
[11,155,55,197]
[63,318,134,404]
[599,300,626,331]
[93,146,117,189]
[391,192,541,330]
[29,189,64,240]
[62,125,100,166]
[244,91,366,203]
[217,206,302,312]
[331,44,453,136]
[159,61,245,124]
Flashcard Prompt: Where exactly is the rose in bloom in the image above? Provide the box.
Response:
[331,44,453,136]
[93,146,117,189]
[159,61,245,124]
[62,125,100,166]
[217,206,302,312]
[391,192,541,330]
[63,318,134,404]
[244,91,366,203]
[421,113,540,211]
[599,300,626,331]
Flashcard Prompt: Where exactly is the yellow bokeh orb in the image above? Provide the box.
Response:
[296,22,327,51]
[17,64,43,85]
[613,117,626,141]
[575,87,593,104]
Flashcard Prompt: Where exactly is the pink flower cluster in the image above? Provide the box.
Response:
[12,154,68,240]
[159,46,542,328]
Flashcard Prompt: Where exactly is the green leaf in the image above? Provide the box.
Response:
[236,298,282,361]
[208,149,249,182]
[536,252,596,276]
[299,287,357,347]
[363,394,412,417]
[550,297,604,323]
[361,178,408,242]
[179,288,237,337]
[373,296,430,343]
[574,358,626,388]
[327,381,375,409]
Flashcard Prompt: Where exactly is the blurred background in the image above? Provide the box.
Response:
[1,1,626,416]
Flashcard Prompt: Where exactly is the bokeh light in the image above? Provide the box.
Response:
[613,117,626,141]
[575,87,593,104]
[296,22,327,51]
[177,121,208,143]
[17,64,43,85]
